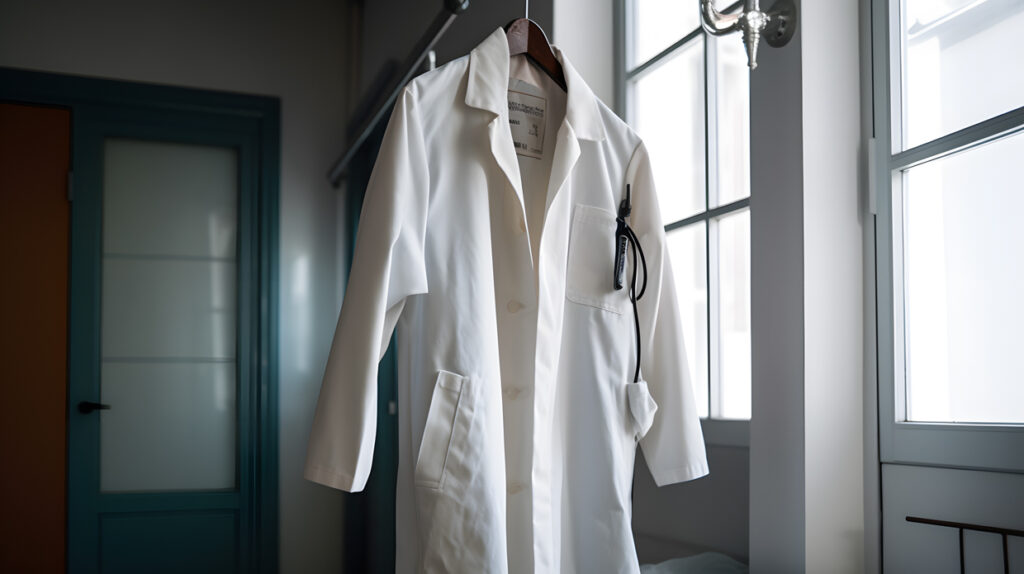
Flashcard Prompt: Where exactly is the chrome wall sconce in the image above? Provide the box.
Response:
[700,0,798,69]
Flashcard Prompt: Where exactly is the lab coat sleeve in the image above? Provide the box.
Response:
[303,84,430,492]
[626,140,710,486]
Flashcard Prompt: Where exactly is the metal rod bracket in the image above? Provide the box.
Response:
[699,0,798,69]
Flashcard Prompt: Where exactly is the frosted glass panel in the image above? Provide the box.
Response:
[100,363,236,492]
[630,0,700,67]
[902,131,1024,424]
[716,211,750,419]
[902,0,1024,148]
[667,223,708,418]
[632,41,705,225]
[100,138,238,492]
[104,139,237,258]
[102,258,236,359]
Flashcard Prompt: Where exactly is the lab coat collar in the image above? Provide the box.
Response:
[466,26,607,142]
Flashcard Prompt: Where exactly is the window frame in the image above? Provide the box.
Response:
[871,0,1024,472]
[615,0,751,444]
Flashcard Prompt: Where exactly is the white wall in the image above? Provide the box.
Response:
[802,0,865,570]
[553,0,614,106]
[0,1,351,572]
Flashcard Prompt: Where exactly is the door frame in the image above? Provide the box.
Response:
[0,67,280,572]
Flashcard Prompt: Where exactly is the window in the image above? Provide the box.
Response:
[618,0,751,420]
[874,0,1024,470]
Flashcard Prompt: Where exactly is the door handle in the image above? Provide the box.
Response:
[78,401,111,414]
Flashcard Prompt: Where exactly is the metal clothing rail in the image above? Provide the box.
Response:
[327,0,470,187]
[906,515,1024,574]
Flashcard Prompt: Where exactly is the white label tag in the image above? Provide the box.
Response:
[508,89,546,159]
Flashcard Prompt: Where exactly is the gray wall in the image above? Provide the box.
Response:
[633,446,750,563]
[0,1,352,572]
[748,13,807,571]
[356,0,553,99]
[748,0,867,571]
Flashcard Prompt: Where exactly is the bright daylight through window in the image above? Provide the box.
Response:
[624,0,751,420]
[895,0,1024,424]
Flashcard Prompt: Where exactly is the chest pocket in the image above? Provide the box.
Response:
[566,203,628,315]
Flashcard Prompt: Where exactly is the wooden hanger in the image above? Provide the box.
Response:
[504,18,567,92]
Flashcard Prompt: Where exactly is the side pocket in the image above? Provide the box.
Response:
[414,369,467,490]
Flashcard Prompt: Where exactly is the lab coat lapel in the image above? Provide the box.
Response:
[466,28,528,219]
[544,122,580,221]
[544,43,607,218]
[488,116,526,210]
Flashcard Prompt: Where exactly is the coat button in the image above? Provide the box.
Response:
[502,386,522,400]
[507,481,525,495]
[506,299,524,313]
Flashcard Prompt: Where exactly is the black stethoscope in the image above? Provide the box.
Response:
[613,184,648,384]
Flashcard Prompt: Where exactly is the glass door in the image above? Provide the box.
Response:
[65,90,278,574]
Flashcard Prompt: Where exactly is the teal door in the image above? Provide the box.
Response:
[0,68,283,574]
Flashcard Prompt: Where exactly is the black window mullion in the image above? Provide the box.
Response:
[705,31,720,419]
[665,197,749,233]
[626,26,704,80]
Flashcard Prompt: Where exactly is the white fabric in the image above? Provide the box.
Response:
[304,26,709,574]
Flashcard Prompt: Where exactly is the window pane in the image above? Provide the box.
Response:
[716,211,750,419]
[631,41,705,225]
[902,0,1024,148]
[667,223,709,418]
[630,0,700,68]
[712,35,750,207]
[902,131,1024,424]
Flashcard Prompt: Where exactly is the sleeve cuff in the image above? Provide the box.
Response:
[649,461,710,486]
[303,463,364,492]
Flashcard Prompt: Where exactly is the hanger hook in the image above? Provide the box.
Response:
[525,0,529,19]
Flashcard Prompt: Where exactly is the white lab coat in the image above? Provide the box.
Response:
[304,26,709,574]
